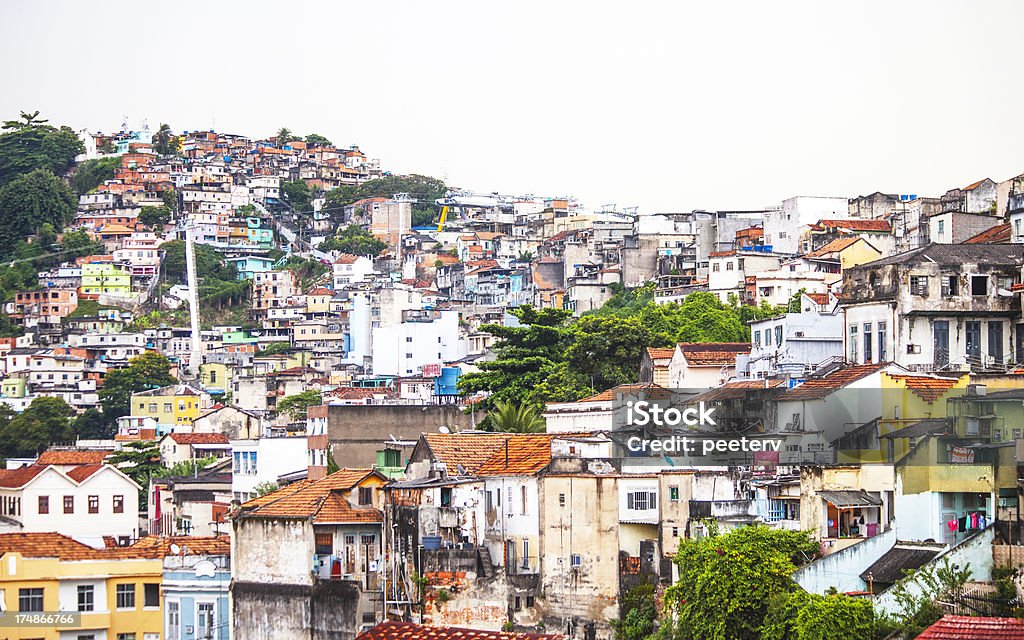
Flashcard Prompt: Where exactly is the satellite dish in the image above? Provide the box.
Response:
[438,426,450,434]
[169,543,180,555]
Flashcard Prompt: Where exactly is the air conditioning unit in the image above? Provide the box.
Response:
[967,384,987,397]
[906,344,921,354]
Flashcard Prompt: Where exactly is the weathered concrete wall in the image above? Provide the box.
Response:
[233,517,315,584]
[232,580,360,640]
[873,526,994,616]
[327,405,477,469]
[539,475,620,639]
[793,527,897,594]
[422,570,510,630]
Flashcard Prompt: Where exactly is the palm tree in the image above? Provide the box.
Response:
[276,127,294,148]
[489,400,546,433]
[152,123,175,156]
[2,110,48,130]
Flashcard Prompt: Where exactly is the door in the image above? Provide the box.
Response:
[933,321,949,367]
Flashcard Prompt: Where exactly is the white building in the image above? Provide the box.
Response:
[370,309,466,376]
[764,196,849,255]
[747,296,844,379]
[230,434,308,502]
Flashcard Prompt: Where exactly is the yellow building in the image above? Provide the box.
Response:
[0,532,163,640]
[199,362,231,392]
[81,263,132,297]
[130,383,210,431]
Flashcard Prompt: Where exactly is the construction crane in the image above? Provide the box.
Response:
[435,205,450,232]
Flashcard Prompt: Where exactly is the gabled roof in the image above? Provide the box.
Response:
[66,464,104,482]
[645,346,676,361]
[123,535,231,557]
[678,342,751,366]
[237,468,383,523]
[36,449,111,465]
[476,435,553,476]
[334,253,363,264]
[804,237,864,258]
[964,223,1011,244]
[962,179,993,191]
[420,434,513,475]
[860,543,943,585]
[849,243,1024,269]
[0,532,175,561]
[886,374,961,403]
[879,418,952,440]
[916,615,1024,640]
[575,383,672,404]
[357,620,563,640]
[0,465,48,488]
[804,292,831,305]
[780,363,888,401]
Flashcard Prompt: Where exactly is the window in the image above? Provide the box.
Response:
[527,595,535,608]
[669,486,679,501]
[712,263,720,272]
[359,487,373,505]
[88,495,99,514]
[116,583,135,609]
[937,219,945,239]
[672,526,679,538]
[77,585,94,612]
[144,583,159,608]
[118,634,136,640]
[197,602,214,639]
[775,325,782,347]
[966,321,982,360]
[764,328,772,347]
[522,539,530,568]
[360,534,376,546]
[64,495,74,514]
[878,321,888,362]
[406,336,413,342]
[971,275,988,296]
[570,554,582,567]
[38,495,48,514]
[315,533,333,555]
[941,275,959,296]
[754,331,761,348]
[910,275,929,296]
[19,587,43,612]
[627,491,657,510]
[521,485,528,515]
[168,600,180,640]
[849,325,859,362]
[863,323,873,362]
[439,487,452,507]
[113,495,124,513]
[989,322,1004,363]
[148,403,157,413]
[726,261,734,271]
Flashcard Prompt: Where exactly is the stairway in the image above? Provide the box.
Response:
[477,546,495,577]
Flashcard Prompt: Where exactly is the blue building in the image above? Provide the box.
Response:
[163,541,231,640]
[225,255,275,280]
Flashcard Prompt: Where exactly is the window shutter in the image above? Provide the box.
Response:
[627,493,634,509]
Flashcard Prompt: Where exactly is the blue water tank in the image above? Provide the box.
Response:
[434,367,461,396]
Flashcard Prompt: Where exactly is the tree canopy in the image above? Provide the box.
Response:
[488,400,546,433]
[0,397,75,458]
[323,174,447,227]
[0,168,77,258]
[281,179,312,212]
[98,352,177,420]
[276,389,323,420]
[0,112,83,186]
[72,156,119,194]
[304,133,333,147]
[318,224,387,256]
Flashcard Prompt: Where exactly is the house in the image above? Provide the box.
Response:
[131,383,212,433]
[0,532,164,640]
[156,536,232,640]
[746,300,843,379]
[638,347,674,387]
[159,432,232,467]
[0,464,141,545]
[929,210,1003,245]
[915,615,1024,640]
[149,462,233,537]
[667,342,751,388]
[543,384,670,434]
[230,432,308,502]
[225,255,275,280]
[370,309,466,377]
[80,262,132,298]
[231,469,388,639]
[842,244,1024,372]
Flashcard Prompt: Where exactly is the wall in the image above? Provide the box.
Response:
[232,579,360,640]
[793,527,897,594]
[872,526,994,616]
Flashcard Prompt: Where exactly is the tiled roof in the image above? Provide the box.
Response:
[860,543,943,584]
[36,450,111,465]
[476,435,553,476]
[805,292,830,305]
[962,179,991,192]
[238,469,382,523]
[358,620,563,640]
[422,434,514,474]
[166,433,230,445]
[687,379,786,402]
[66,464,103,482]
[804,237,861,257]
[849,243,1024,269]
[679,342,751,366]
[307,287,334,295]
[0,465,47,488]
[916,615,1024,639]
[434,255,460,265]
[810,219,892,232]
[124,535,231,557]
[576,383,672,404]
[964,223,1011,244]
[0,532,179,561]
[334,253,361,264]
[781,363,888,401]
[646,346,675,360]
[886,374,961,403]
[708,250,736,258]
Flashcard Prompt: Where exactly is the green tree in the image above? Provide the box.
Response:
[567,315,651,390]
[59,229,104,260]
[322,174,447,226]
[152,123,179,156]
[488,400,546,433]
[281,179,312,212]
[276,390,323,420]
[304,133,333,147]
[160,240,235,282]
[276,127,296,147]
[880,559,971,639]
[663,525,820,640]
[138,205,172,229]
[0,169,77,258]
[0,397,75,458]
[99,352,177,420]
[254,481,279,496]
[72,156,119,194]
[73,408,116,440]
[107,442,162,510]
[611,583,656,640]
[762,590,875,640]
[0,112,83,185]
[318,224,387,256]
[161,189,179,214]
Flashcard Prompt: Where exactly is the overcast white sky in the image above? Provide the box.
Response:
[2,1,1022,212]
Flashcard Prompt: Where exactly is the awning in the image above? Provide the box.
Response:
[819,490,882,508]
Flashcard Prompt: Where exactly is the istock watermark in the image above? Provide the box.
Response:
[625,435,782,455]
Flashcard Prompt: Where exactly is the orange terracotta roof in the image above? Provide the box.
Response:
[709,250,736,258]
[66,464,103,482]
[805,292,830,305]
[238,469,382,522]
[422,434,515,474]
[964,223,1011,244]
[646,346,676,360]
[334,253,361,264]
[679,342,751,366]
[434,254,460,265]
[124,535,231,557]
[916,614,1024,640]
[810,219,891,232]
[576,383,672,403]
[0,532,185,561]
[0,465,48,488]
[166,433,230,445]
[476,435,553,476]
[36,450,111,465]
[782,363,888,401]
[887,374,961,403]
[962,179,990,192]
[307,287,334,296]
[358,621,563,640]
[805,237,861,257]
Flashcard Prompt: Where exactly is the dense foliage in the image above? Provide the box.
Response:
[72,156,119,194]
[318,224,387,256]
[98,352,177,420]
[323,174,447,227]
[0,168,77,258]
[0,397,75,458]
[0,111,83,186]
[276,389,323,420]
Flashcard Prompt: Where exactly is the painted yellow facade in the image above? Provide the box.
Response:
[199,362,231,391]
[0,549,162,639]
[131,384,206,428]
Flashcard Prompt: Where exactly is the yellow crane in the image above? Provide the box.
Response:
[436,205,450,232]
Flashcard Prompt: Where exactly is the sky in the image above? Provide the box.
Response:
[2,1,1023,213]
